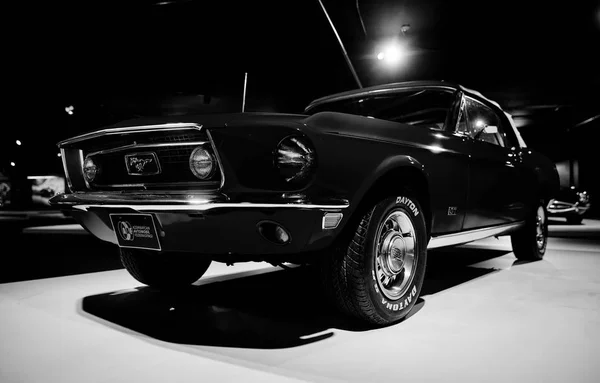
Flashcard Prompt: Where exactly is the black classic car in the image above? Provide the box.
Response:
[50,81,559,326]
[547,186,591,224]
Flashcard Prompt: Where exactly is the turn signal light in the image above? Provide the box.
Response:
[322,212,343,230]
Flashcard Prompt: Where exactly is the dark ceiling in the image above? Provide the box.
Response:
[10,0,600,107]
[3,0,599,175]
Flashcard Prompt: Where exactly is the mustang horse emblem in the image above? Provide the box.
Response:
[125,153,160,175]
[129,157,153,172]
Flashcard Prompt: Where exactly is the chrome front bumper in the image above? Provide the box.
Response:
[50,192,349,212]
[49,192,349,255]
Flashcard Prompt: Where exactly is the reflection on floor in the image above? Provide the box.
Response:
[1,220,599,383]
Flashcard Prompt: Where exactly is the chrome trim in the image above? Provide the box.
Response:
[71,202,350,212]
[80,150,92,189]
[53,193,222,205]
[92,181,220,189]
[58,123,203,147]
[547,200,590,214]
[573,114,599,128]
[65,123,221,190]
[305,84,457,112]
[206,129,226,189]
[548,206,589,214]
[459,86,503,109]
[504,111,528,149]
[96,183,146,188]
[60,148,73,191]
[548,200,576,207]
[427,221,525,249]
[87,141,209,158]
[374,209,417,300]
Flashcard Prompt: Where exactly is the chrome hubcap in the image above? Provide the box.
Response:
[375,210,417,300]
[536,206,546,250]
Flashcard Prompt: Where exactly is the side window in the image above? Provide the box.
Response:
[464,97,508,147]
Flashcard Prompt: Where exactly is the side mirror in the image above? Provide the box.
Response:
[483,125,498,134]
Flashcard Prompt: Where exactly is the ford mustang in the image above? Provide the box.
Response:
[50,81,559,325]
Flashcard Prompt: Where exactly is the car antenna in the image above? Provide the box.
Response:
[317,0,363,89]
[242,72,248,113]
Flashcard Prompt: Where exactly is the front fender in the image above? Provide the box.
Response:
[302,128,431,231]
[351,154,428,209]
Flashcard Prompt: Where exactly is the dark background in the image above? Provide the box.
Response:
[2,0,599,212]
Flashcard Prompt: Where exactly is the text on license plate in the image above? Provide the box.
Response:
[109,213,161,251]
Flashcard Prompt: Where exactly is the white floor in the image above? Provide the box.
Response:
[1,220,599,383]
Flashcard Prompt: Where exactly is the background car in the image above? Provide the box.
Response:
[547,186,591,224]
[0,172,10,208]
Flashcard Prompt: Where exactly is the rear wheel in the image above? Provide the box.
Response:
[511,201,548,261]
[321,195,427,326]
[120,248,211,289]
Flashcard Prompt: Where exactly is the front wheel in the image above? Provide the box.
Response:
[322,195,428,326]
[511,201,548,261]
[120,248,212,290]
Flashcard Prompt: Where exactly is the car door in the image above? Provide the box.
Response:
[460,96,527,229]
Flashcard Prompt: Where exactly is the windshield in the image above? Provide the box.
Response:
[305,89,457,130]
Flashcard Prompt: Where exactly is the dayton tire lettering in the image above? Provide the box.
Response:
[381,284,418,311]
[396,196,419,217]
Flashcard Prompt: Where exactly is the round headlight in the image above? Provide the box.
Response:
[189,146,215,180]
[83,157,98,183]
[275,135,316,183]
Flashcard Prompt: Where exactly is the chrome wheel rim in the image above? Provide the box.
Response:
[536,206,546,250]
[374,209,418,300]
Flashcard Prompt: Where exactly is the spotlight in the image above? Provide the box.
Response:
[376,40,408,69]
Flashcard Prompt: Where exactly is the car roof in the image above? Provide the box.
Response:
[304,80,503,112]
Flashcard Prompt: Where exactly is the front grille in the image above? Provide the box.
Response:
[81,127,221,190]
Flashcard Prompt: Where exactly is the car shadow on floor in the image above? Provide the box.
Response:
[80,246,514,350]
[423,247,511,296]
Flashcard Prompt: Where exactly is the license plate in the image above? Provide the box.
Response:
[109,213,161,251]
